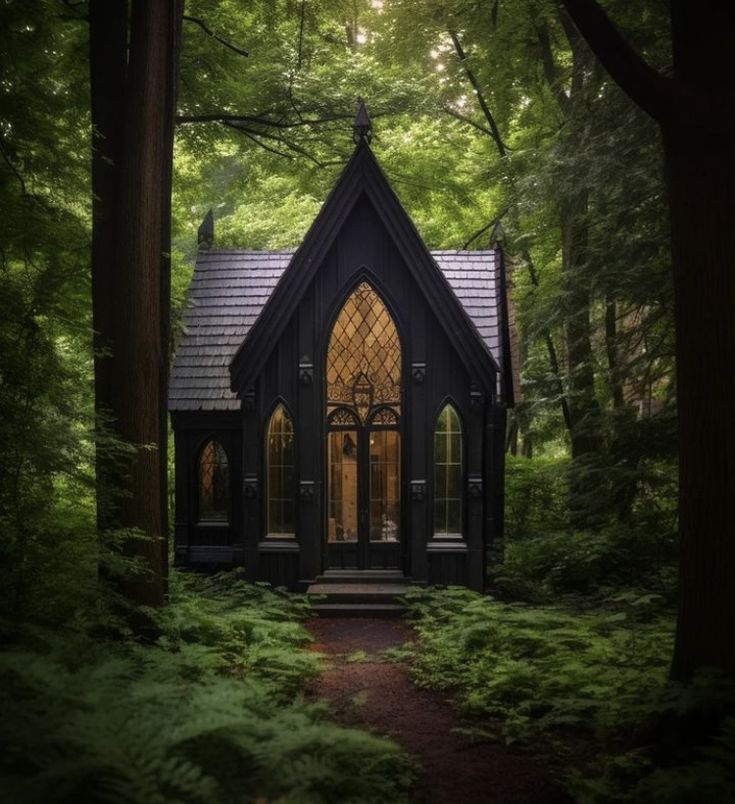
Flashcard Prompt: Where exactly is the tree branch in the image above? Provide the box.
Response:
[537,20,571,116]
[557,0,678,121]
[0,139,28,196]
[176,112,357,128]
[183,15,248,58]
[448,30,508,158]
[462,208,509,249]
[223,122,330,168]
[443,107,496,139]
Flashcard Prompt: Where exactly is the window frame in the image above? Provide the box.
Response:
[432,402,464,540]
[265,402,297,539]
[196,438,231,525]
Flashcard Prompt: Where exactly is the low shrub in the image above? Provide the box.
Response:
[493,525,678,602]
[504,454,570,541]
[0,571,413,804]
[402,586,674,745]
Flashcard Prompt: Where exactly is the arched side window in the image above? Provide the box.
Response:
[198,440,230,523]
[267,404,296,537]
[433,405,463,539]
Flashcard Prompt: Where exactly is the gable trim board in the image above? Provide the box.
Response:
[227,141,500,397]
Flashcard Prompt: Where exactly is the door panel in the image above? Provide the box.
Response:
[368,430,400,542]
[326,428,401,570]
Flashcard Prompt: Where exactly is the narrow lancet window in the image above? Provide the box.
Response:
[199,440,230,522]
[434,405,463,538]
[267,404,296,537]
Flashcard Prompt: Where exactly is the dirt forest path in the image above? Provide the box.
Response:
[305,618,571,804]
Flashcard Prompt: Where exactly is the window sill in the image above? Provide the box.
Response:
[196,519,230,528]
[257,539,299,553]
[427,540,467,553]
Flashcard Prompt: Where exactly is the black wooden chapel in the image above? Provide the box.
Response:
[169,106,513,592]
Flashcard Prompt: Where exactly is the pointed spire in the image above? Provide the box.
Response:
[352,98,372,145]
[490,220,506,248]
[198,209,214,249]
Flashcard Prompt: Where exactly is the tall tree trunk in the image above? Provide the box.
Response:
[668,122,735,680]
[560,189,600,461]
[558,0,735,679]
[90,0,182,607]
[89,0,127,530]
[605,296,625,409]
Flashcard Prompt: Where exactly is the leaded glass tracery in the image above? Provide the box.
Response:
[370,407,399,426]
[326,282,401,423]
[198,440,230,522]
[328,407,359,426]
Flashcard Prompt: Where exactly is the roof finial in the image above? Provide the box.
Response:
[353,98,372,145]
[198,209,214,249]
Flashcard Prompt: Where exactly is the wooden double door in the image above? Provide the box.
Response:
[325,421,401,570]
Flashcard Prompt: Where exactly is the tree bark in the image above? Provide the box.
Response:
[668,119,735,680]
[559,0,735,680]
[90,0,182,607]
[89,0,127,530]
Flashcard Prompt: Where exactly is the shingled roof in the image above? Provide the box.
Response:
[169,248,503,412]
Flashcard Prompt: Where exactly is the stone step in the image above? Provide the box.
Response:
[309,602,406,618]
[315,570,408,584]
[307,582,410,604]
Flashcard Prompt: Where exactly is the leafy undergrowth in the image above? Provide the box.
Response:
[0,571,412,804]
[402,587,735,802]
[403,586,674,744]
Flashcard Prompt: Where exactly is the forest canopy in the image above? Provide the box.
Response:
[2,0,735,801]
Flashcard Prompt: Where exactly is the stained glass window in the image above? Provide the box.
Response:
[328,407,359,427]
[198,440,230,522]
[370,407,399,426]
[434,405,463,538]
[326,282,401,423]
[267,405,296,537]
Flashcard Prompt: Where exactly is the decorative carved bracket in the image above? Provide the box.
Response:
[243,475,258,499]
[411,362,426,383]
[467,475,483,498]
[299,480,315,500]
[243,389,256,412]
[410,479,426,502]
[298,361,314,386]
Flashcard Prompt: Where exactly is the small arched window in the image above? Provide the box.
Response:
[267,404,296,537]
[198,440,230,523]
[434,404,463,539]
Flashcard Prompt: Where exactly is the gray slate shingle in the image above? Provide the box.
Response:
[169,249,502,411]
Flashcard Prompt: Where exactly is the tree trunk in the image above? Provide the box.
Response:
[89,0,127,530]
[558,0,735,680]
[605,296,625,409]
[561,191,600,460]
[89,0,182,607]
[668,118,735,680]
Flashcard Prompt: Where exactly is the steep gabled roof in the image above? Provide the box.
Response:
[169,248,504,412]
[227,140,500,396]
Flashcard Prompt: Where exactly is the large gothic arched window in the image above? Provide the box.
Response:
[198,440,230,522]
[326,282,401,423]
[267,404,296,537]
[434,404,463,538]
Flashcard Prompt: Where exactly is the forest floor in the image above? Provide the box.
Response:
[305,617,572,804]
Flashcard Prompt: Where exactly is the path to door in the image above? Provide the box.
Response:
[305,618,571,804]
